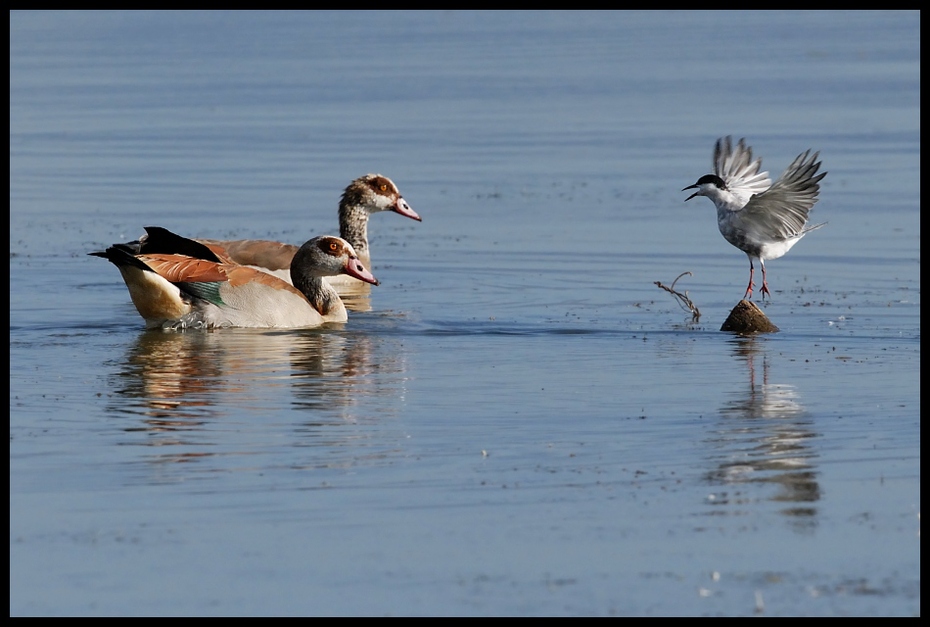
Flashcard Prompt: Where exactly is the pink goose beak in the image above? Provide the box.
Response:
[345,257,379,286]
[393,197,421,222]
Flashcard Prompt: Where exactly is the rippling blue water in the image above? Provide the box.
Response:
[11,11,919,616]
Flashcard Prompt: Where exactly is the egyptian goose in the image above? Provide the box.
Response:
[91,227,378,329]
[195,174,419,289]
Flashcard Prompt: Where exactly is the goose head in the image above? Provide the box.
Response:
[292,236,380,286]
[341,174,420,222]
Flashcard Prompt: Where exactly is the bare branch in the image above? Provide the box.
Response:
[655,272,701,321]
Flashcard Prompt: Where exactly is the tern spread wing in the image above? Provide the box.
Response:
[713,136,772,205]
[738,149,826,241]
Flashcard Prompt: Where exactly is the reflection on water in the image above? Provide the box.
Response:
[111,331,226,423]
[337,283,373,313]
[107,327,409,468]
[704,337,821,530]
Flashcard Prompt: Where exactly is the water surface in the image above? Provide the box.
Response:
[10,10,920,616]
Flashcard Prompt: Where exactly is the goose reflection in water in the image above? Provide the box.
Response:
[705,336,821,528]
[107,328,409,468]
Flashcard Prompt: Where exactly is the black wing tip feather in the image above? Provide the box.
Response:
[715,135,749,149]
[140,226,223,263]
[790,149,827,185]
[89,243,155,273]
[714,136,734,159]
[714,135,753,158]
[88,239,141,259]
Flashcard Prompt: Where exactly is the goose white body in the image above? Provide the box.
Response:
[92,229,378,329]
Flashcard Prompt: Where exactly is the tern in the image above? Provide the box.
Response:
[683,136,826,300]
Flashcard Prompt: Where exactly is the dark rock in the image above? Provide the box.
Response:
[720,300,779,334]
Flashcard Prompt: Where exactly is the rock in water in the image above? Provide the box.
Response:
[720,300,779,334]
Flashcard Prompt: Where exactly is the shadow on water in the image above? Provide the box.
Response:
[703,336,821,532]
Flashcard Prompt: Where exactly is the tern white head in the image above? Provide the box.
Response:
[682,136,827,300]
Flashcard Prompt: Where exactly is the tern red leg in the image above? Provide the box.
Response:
[743,261,755,300]
[760,263,771,300]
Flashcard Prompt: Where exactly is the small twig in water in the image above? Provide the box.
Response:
[655,272,701,321]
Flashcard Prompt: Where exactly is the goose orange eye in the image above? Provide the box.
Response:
[329,241,338,252]
[380,184,388,192]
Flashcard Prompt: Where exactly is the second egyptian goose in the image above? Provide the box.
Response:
[195,174,419,289]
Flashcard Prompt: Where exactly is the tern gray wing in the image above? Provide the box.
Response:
[714,136,772,203]
[738,149,826,241]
